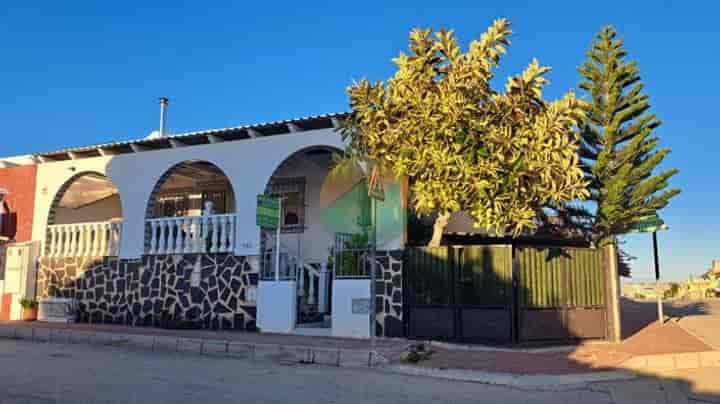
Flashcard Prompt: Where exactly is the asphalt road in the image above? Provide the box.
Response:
[1,339,718,403]
[0,339,615,404]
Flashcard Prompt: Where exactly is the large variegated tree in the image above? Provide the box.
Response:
[341,19,589,246]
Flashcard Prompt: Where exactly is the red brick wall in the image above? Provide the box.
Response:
[0,165,37,242]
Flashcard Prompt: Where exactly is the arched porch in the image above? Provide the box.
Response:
[45,172,123,257]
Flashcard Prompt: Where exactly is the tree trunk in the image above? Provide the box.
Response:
[427,212,451,247]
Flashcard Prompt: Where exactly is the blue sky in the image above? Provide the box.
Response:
[0,1,717,281]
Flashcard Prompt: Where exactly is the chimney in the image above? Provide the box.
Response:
[159,97,169,137]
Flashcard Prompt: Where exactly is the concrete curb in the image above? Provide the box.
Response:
[381,364,636,390]
[428,340,582,353]
[0,324,386,369]
[620,351,720,374]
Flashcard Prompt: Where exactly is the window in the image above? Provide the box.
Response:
[268,178,305,232]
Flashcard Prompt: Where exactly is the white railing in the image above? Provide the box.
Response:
[260,234,329,314]
[146,213,238,255]
[46,221,122,257]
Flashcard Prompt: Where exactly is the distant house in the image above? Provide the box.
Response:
[621,282,673,299]
[703,260,720,280]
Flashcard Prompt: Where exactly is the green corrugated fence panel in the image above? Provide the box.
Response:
[407,246,452,305]
[406,245,513,307]
[517,247,606,309]
[458,245,512,306]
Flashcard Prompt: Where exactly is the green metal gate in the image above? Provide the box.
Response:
[515,247,607,342]
[403,245,609,344]
[404,245,514,343]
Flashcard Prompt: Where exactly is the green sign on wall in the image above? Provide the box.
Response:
[256,195,280,228]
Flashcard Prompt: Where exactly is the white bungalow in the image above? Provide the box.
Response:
[1,100,406,338]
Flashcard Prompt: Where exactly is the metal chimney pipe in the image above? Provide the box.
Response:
[159,97,169,137]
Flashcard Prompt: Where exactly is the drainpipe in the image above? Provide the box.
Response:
[159,97,169,137]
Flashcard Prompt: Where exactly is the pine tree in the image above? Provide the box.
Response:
[575,26,680,243]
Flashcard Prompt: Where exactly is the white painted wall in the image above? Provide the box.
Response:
[256,280,297,333]
[331,279,371,338]
[32,129,346,258]
[270,155,335,263]
[32,156,113,243]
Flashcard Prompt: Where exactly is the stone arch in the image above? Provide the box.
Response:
[47,171,123,227]
[44,171,123,256]
[143,160,237,251]
[262,145,343,195]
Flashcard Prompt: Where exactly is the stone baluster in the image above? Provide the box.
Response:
[173,218,183,253]
[218,216,228,252]
[107,223,116,256]
[96,223,103,256]
[84,224,92,256]
[74,225,81,256]
[189,217,199,253]
[78,224,85,256]
[90,223,97,256]
[87,224,95,256]
[67,225,76,256]
[226,215,235,254]
[63,227,71,257]
[71,225,79,256]
[48,227,57,257]
[84,224,91,256]
[88,224,95,256]
[201,216,210,253]
[158,220,166,254]
[73,225,80,256]
[114,222,122,256]
[97,223,107,256]
[210,216,219,253]
[183,217,192,253]
[148,221,158,254]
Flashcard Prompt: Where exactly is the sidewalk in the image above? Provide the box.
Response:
[0,320,400,350]
[0,318,715,377]
[385,321,715,375]
[0,320,402,368]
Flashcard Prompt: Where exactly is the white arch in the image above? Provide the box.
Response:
[105,128,345,257]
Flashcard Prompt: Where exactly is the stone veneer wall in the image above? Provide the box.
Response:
[37,254,258,330]
[375,250,403,338]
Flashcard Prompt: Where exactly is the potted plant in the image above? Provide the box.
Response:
[19,298,38,321]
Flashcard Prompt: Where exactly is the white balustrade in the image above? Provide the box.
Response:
[46,221,122,257]
[146,213,239,255]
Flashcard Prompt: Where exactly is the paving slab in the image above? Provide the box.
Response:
[675,314,720,350]
[663,366,720,403]
[201,339,230,357]
[592,378,670,404]
[227,342,253,359]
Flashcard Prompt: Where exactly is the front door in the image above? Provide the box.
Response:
[0,293,11,321]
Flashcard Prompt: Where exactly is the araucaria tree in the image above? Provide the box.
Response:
[342,19,589,246]
[575,26,680,242]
